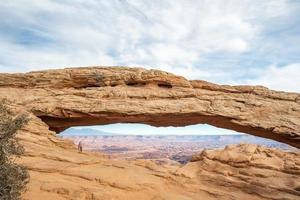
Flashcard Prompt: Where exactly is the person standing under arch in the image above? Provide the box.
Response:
[78,141,83,152]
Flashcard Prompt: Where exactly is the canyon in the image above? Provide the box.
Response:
[61,131,295,164]
[0,66,299,199]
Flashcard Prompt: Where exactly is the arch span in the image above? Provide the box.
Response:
[0,67,299,148]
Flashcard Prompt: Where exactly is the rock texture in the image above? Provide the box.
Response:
[0,67,299,148]
[17,118,300,199]
[179,144,300,200]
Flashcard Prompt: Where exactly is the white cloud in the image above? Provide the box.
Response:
[0,0,299,90]
[247,63,300,93]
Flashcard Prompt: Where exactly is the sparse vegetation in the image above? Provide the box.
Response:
[93,71,103,84]
[0,100,29,200]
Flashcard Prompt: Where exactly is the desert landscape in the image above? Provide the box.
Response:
[1,1,300,199]
[0,67,299,200]
[61,128,295,164]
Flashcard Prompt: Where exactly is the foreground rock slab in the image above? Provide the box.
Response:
[187,144,300,200]
[0,67,300,148]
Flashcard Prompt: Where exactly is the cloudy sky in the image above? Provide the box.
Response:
[1,0,299,135]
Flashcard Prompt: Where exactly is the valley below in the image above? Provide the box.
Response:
[61,129,295,165]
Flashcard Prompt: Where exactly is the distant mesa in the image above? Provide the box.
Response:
[60,128,118,136]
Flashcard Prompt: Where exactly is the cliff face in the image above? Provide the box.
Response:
[0,67,299,148]
[0,66,299,199]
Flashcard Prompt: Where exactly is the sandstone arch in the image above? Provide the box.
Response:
[0,67,299,148]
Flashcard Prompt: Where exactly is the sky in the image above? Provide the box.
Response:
[1,0,299,135]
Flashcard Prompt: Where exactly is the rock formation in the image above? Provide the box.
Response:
[0,67,299,148]
[179,144,300,200]
[0,66,299,199]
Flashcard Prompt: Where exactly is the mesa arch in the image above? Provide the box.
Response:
[0,66,299,148]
